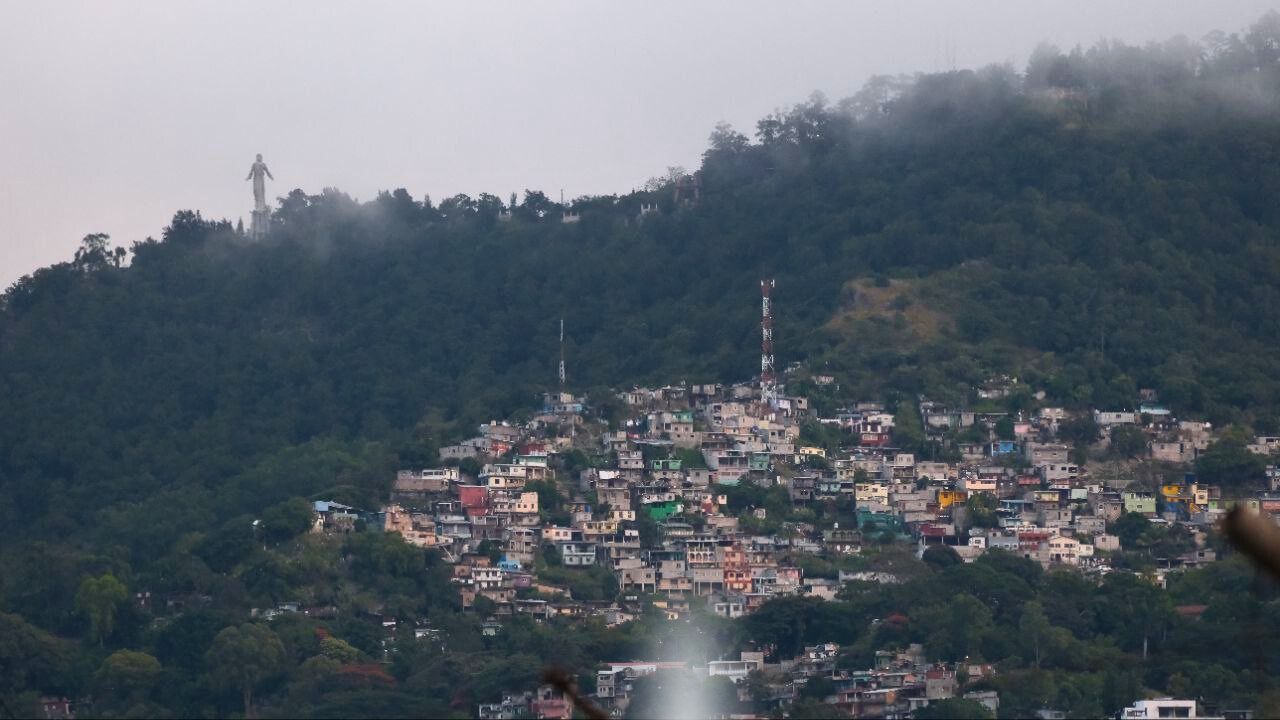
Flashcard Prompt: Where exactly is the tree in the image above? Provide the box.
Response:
[1110,425,1147,459]
[1095,573,1174,658]
[803,454,831,471]
[1059,416,1101,449]
[675,447,708,469]
[477,539,504,564]
[518,189,556,218]
[261,497,316,542]
[152,609,236,671]
[9,17,1280,717]
[1196,436,1266,491]
[1111,512,1151,549]
[704,675,740,717]
[344,532,424,581]
[922,545,963,571]
[75,573,128,646]
[541,543,562,566]
[459,456,483,479]
[914,593,994,661]
[706,121,749,155]
[286,655,341,707]
[799,675,835,700]
[197,515,257,573]
[892,404,925,452]
[320,635,364,664]
[965,493,1000,529]
[206,623,286,718]
[525,479,565,516]
[73,232,125,271]
[1018,601,1053,668]
[1245,10,1280,66]
[94,650,161,710]
[994,416,1015,440]
[914,697,994,719]
[472,595,498,617]
[0,612,69,701]
[741,596,855,660]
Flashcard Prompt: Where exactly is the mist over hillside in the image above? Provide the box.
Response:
[3,13,1280,717]
[6,21,1280,536]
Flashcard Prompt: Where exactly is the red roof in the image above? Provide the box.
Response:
[336,663,396,687]
[459,485,490,508]
[1175,604,1209,618]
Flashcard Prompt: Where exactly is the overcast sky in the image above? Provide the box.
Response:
[0,1,1274,286]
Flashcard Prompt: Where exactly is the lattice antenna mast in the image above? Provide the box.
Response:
[558,318,566,388]
[760,279,777,407]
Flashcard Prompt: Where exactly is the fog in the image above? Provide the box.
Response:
[0,1,1274,286]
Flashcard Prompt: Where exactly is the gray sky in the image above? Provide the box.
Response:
[1,1,1274,287]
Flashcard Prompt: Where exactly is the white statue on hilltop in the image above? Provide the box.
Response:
[245,153,274,239]
[246,153,274,210]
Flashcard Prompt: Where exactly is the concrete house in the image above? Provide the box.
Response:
[557,541,598,567]
[1094,410,1137,426]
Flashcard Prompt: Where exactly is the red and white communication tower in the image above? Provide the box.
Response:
[760,278,777,407]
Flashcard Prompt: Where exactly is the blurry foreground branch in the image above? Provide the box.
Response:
[1223,505,1280,581]
[542,667,610,720]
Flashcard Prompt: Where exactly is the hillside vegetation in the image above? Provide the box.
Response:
[2,13,1280,715]
[6,23,1280,546]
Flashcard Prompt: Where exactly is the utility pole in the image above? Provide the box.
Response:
[761,279,777,408]
[559,318,566,389]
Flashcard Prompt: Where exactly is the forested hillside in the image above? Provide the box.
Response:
[3,13,1280,717]
[5,22,1280,546]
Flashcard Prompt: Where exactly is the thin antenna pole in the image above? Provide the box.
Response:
[558,318,566,388]
[761,279,776,408]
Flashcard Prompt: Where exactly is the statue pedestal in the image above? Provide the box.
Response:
[250,208,270,240]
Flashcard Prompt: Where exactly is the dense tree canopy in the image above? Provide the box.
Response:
[4,20,1280,551]
[2,12,1280,718]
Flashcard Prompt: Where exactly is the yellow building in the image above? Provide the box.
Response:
[938,489,967,508]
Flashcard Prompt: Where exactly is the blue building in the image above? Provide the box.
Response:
[989,440,1018,457]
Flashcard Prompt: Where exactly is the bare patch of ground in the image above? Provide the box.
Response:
[824,278,952,340]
